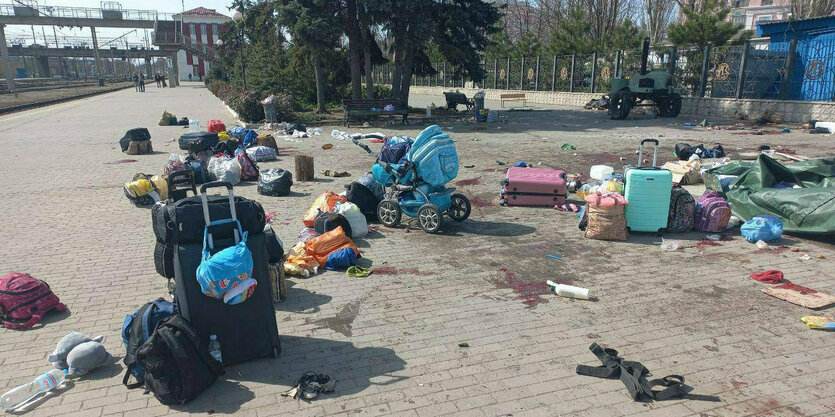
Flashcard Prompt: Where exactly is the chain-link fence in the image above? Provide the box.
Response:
[371,37,835,102]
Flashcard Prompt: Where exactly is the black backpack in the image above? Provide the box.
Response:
[121,299,175,387]
[132,315,222,405]
[345,182,381,221]
[314,211,353,238]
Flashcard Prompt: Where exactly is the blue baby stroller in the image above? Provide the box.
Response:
[353,125,471,233]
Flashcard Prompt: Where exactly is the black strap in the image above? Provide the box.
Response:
[123,302,155,388]
[575,343,622,379]
[648,375,689,400]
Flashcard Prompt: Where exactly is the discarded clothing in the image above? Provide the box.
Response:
[749,270,784,284]
[281,372,335,400]
[325,247,357,271]
[800,316,835,330]
[576,343,691,402]
[346,266,373,277]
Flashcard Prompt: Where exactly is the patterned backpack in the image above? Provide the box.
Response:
[236,149,260,181]
[0,273,67,330]
[694,191,732,232]
[667,187,696,233]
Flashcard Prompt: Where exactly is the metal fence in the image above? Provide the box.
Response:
[372,37,835,102]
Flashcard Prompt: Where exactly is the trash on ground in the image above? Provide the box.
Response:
[320,170,350,177]
[800,316,835,330]
[546,254,563,261]
[321,144,333,150]
[749,270,784,284]
[798,253,812,261]
[706,234,721,241]
[281,372,335,401]
[560,143,577,151]
[756,240,770,250]
[762,282,835,309]
[496,160,506,165]
[660,238,681,252]
[0,369,68,411]
[458,342,470,348]
[464,164,475,168]
[547,281,591,300]
[346,266,372,277]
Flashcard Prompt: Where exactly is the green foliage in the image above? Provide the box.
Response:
[484,31,513,60]
[667,0,750,50]
[207,80,267,122]
[548,8,643,55]
[513,31,544,59]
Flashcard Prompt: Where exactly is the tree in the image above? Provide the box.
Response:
[643,0,675,44]
[484,31,513,60]
[790,0,835,19]
[667,0,751,95]
[667,0,750,52]
[548,7,642,55]
[513,31,544,59]
[276,0,342,113]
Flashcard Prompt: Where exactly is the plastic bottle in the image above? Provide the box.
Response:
[189,118,200,132]
[209,334,222,363]
[1,369,67,412]
[546,281,591,300]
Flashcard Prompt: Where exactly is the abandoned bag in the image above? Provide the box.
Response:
[257,169,293,196]
[583,193,628,241]
[345,181,381,221]
[120,128,151,152]
[125,140,153,155]
[740,215,783,242]
[667,187,696,233]
[661,160,702,185]
[0,273,67,330]
[196,224,256,305]
[246,146,277,162]
[305,226,359,268]
[235,149,260,181]
[256,134,278,151]
[158,111,176,126]
[208,155,242,185]
[124,173,168,206]
[122,298,175,387]
[303,191,348,227]
[133,315,222,405]
[314,212,353,239]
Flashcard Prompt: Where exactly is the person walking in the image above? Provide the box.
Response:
[188,73,193,82]
[132,73,140,92]
[161,73,167,88]
[139,73,146,92]
[155,73,161,88]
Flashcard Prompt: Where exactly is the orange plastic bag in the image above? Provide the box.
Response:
[303,191,348,227]
[305,226,359,267]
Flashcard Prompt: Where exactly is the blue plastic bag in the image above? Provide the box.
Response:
[325,247,357,271]
[196,223,256,305]
[242,129,258,148]
[740,215,783,243]
[228,126,246,139]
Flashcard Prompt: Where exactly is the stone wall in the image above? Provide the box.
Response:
[409,86,835,123]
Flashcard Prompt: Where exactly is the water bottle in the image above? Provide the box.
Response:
[209,334,222,363]
[189,118,200,133]
[1,369,67,412]
[546,281,591,300]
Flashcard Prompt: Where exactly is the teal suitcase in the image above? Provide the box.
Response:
[624,139,672,234]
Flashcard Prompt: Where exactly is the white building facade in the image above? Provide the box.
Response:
[171,7,230,81]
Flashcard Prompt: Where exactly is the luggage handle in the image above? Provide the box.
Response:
[637,138,660,168]
[200,181,239,249]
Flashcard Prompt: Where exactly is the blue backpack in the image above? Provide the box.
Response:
[122,298,175,387]
[741,215,783,242]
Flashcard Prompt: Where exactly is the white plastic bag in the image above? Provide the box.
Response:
[335,202,368,238]
[208,155,242,185]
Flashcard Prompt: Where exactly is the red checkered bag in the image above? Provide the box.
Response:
[0,273,67,330]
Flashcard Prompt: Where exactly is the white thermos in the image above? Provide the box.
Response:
[547,281,591,300]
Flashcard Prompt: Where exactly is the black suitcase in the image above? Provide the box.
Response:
[314,211,353,238]
[120,128,151,152]
[152,192,265,245]
[173,183,280,365]
[178,132,219,152]
[345,182,381,221]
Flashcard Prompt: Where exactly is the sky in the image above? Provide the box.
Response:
[4,0,233,47]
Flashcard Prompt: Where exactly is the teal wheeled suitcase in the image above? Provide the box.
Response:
[624,139,672,234]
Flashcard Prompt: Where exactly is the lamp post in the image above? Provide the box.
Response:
[232,10,247,90]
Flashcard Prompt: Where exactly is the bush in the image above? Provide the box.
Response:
[364,85,393,99]
[206,79,287,123]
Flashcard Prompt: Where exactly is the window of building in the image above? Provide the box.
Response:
[732,10,745,25]
[189,23,196,43]
[734,0,749,7]
[201,24,207,42]
[757,15,773,23]
[212,24,218,44]
[762,0,773,5]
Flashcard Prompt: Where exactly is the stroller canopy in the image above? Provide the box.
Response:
[407,125,459,187]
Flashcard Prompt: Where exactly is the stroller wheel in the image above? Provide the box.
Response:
[417,204,442,233]
[377,199,402,227]
[448,193,471,222]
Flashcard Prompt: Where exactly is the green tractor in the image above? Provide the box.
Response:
[609,38,683,120]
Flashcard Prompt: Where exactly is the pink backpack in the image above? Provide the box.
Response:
[694,191,731,232]
[0,273,67,330]
[236,150,260,181]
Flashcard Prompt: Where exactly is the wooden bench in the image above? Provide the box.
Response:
[443,91,474,111]
[500,93,526,108]
[342,98,409,127]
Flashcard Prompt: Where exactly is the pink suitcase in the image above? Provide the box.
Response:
[501,167,567,206]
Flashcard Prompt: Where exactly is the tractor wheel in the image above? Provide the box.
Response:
[609,91,632,120]
[657,94,682,117]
